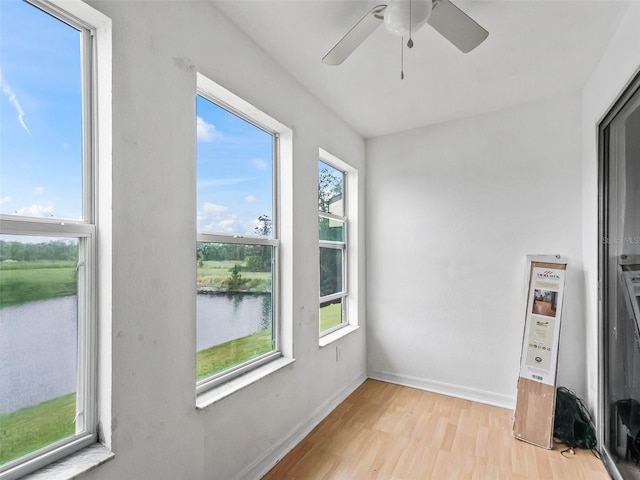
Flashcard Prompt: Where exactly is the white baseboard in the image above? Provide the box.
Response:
[236,373,367,480]
[368,370,516,410]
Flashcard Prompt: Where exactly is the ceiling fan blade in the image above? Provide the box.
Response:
[322,4,387,66]
[427,0,488,53]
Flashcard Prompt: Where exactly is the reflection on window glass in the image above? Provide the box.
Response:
[602,87,640,480]
[319,217,344,242]
[0,235,79,465]
[319,247,343,297]
[196,242,275,380]
[0,0,83,220]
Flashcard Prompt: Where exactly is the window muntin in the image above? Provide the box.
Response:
[0,1,100,475]
[319,160,347,336]
[196,88,280,392]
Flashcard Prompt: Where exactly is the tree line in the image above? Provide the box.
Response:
[0,240,77,262]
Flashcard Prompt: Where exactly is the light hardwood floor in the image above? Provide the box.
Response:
[263,379,610,479]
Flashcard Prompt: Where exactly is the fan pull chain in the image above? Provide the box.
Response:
[407,0,414,48]
[401,36,405,80]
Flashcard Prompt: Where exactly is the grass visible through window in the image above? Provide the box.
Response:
[0,256,79,465]
[196,329,273,381]
[320,302,342,332]
[0,393,76,465]
[0,261,77,308]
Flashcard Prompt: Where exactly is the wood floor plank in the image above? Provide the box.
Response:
[262,379,610,479]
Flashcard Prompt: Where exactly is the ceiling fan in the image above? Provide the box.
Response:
[322,0,489,66]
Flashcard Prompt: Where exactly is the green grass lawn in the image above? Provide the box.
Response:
[0,393,76,466]
[197,260,271,292]
[0,260,330,466]
[320,302,343,332]
[0,261,77,309]
[1,329,274,466]
[197,329,273,380]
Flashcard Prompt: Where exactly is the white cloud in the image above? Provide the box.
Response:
[201,202,228,215]
[197,116,222,143]
[251,158,268,170]
[244,195,259,203]
[34,186,44,194]
[0,67,31,136]
[219,218,236,229]
[0,195,11,205]
[197,202,245,233]
[200,216,239,233]
[251,217,263,231]
[15,203,54,217]
[197,178,248,188]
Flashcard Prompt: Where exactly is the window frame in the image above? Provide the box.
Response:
[0,0,110,477]
[318,156,350,338]
[195,74,286,395]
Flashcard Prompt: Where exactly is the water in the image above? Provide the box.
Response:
[0,296,77,414]
[197,293,271,351]
[0,293,271,414]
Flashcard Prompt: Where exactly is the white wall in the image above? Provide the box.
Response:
[45,0,639,477]
[366,94,585,408]
[79,1,366,479]
[581,2,640,416]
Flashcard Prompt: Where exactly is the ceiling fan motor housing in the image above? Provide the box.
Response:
[384,0,433,37]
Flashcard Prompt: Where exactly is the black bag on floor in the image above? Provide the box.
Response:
[553,386,597,450]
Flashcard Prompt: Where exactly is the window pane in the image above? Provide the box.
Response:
[196,95,274,236]
[320,298,343,333]
[0,1,84,220]
[319,217,344,242]
[196,242,274,380]
[319,247,343,297]
[0,235,79,465]
[318,161,344,216]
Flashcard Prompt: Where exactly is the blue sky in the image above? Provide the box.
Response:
[0,0,83,219]
[1,1,273,236]
[196,96,273,236]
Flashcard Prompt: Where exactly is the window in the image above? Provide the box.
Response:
[0,0,110,477]
[196,75,285,394]
[319,157,349,336]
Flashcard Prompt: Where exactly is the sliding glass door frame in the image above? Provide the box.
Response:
[598,69,640,480]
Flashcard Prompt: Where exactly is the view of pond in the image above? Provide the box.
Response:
[0,293,271,414]
[0,296,77,415]
[197,293,271,351]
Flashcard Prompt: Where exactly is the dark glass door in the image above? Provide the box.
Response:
[600,74,640,480]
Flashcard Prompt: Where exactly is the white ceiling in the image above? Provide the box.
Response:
[212,0,630,138]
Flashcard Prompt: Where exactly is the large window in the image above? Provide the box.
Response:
[319,158,348,336]
[196,76,282,393]
[0,0,110,477]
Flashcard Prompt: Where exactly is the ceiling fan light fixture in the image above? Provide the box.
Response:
[383,0,433,37]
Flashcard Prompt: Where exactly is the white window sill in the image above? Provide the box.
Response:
[319,324,359,348]
[196,356,295,410]
[23,444,114,480]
